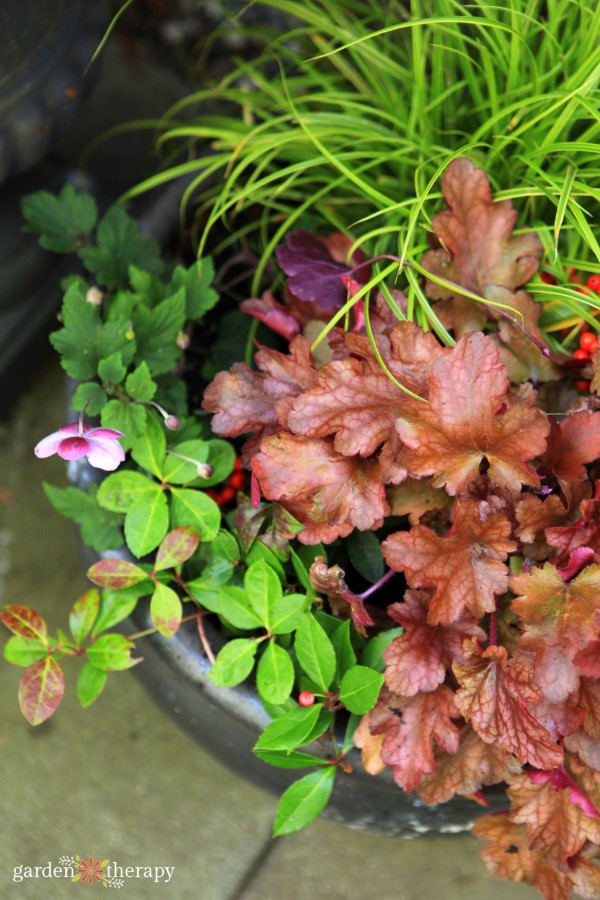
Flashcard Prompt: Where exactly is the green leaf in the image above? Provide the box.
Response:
[294,614,336,692]
[3,636,49,667]
[162,439,235,487]
[359,627,404,673]
[254,704,324,752]
[130,413,166,478]
[338,665,384,715]
[71,382,107,415]
[244,560,282,630]
[346,531,384,583]
[125,361,157,402]
[150,582,182,637]
[69,589,101,646]
[245,539,286,582]
[43,482,124,553]
[331,619,357,686]
[77,662,108,708]
[86,558,149,589]
[167,258,219,319]
[256,641,295,706]
[101,399,147,450]
[273,767,336,836]
[86,633,139,671]
[208,638,257,687]
[21,184,97,252]
[155,526,200,571]
[169,487,220,541]
[92,586,146,636]
[78,203,163,288]
[290,548,313,593]
[129,266,167,307]
[253,749,329,769]
[98,352,126,385]
[96,470,158,513]
[269,593,308,635]
[132,289,186,375]
[18,657,65,725]
[218,586,262,630]
[124,489,169,557]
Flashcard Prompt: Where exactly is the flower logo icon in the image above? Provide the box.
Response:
[72,856,110,885]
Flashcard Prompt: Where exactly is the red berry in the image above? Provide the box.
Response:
[580,333,599,353]
[205,489,221,502]
[219,486,237,505]
[229,471,248,491]
[587,275,600,292]
[581,323,591,333]
[540,271,557,285]
[569,267,584,284]
[573,348,590,360]
[298,691,315,707]
[233,455,244,472]
[576,380,590,391]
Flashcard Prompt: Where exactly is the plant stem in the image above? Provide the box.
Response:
[196,612,216,665]
[356,568,396,602]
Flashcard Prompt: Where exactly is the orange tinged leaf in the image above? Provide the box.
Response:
[1,605,48,643]
[18,657,65,725]
[541,413,600,482]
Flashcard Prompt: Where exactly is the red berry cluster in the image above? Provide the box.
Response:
[564,273,600,391]
[205,456,249,507]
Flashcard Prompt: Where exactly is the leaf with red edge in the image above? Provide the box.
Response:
[309,557,374,635]
[150,582,182,637]
[1,605,48,642]
[541,412,600,482]
[252,434,389,545]
[452,639,563,769]
[417,726,522,805]
[421,157,542,302]
[18,656,65,725]
[515,489,588,560]
[382,498,515,625]
[578,678,600,738]
[575,642,600,679]
[569,856,600,900]
[86,558,149,589]
[202,335,317,438]
[275,230,368,311]
[546,494,600,568]
[69,589,100,646]
[154,526,200,572]
[379,685,461,792]
[393,332,549,495]
[507,772,600,864]
[510,563,600,703]
[384,590,486,695]
[240,291,301,340]
[473,814,571,898]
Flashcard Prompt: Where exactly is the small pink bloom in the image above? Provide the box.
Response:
[34,423,125,471]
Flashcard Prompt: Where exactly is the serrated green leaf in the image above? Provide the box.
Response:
[254,704,323,752]
[98,352,126,384]
[42,482,124,552]
[133,289,186,374]
[77,662,108,708]
[269,593,308,635]
[129,266,167,307]
[125,361,156,402]
[69,588,101,646]
[124,489,169,557]
[78,203,163,288]
[359,628,404,673]
[256,641,294,706]
[101,399,147,450]
[244,560,282,630]
[96,470,157,513]
[3,636,50,667]
[347,531,384,583]
[218,586,262,630]
[150,582,182,637]
[21,184,97,252]
[130,413,166,478]
[273,767,336,836]
[86,633,139,671]
[71,382,107,415]
[338,665,384,715]
[208,638,257,687]
[167,258,219,320]
[295,614,336,692]
[92,586,147,637]
[169,487,220,541]
[253,749,329,769]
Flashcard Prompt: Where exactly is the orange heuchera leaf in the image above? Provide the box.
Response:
[510,564,600,703]
[382,498,515,625]
[252,434,388,545]
[18,657,65,725]
[384,590,486,695]
[574,642,600,679]
[491,287,560,385]
[379,685,461,792]
[579,678,600,739]
[453,639,563,770]
[417,727,521,806]
[508,772,600,864]
[515,488,590,560]
[387,478,454,525]
[421,157,542,301]
[546,493,600,568]
[472,814,571,899]
[201,335,316,437]
[541,413,600,482]
[569,856,600,900]
[352,714,386,775]
[393,332,549,495]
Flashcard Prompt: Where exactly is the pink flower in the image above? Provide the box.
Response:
[34,423,125,471]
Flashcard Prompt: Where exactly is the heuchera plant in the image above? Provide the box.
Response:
[3,158,600,897]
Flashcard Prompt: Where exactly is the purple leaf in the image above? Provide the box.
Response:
[275,231,367,311]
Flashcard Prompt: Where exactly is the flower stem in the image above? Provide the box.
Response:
[356,568,396,602]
